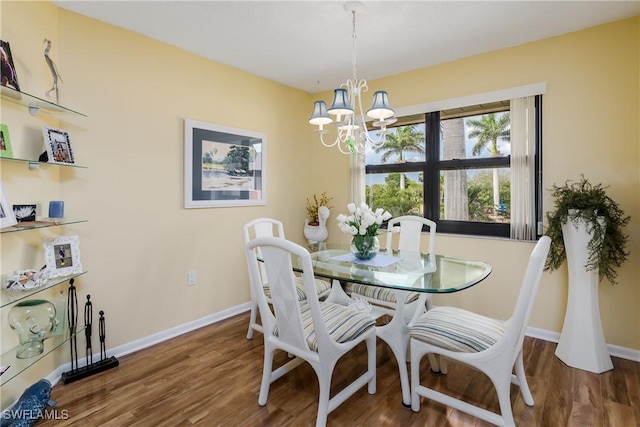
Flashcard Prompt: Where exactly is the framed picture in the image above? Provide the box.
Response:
[184,119,266,208]
[43,127,75,165]
[12,204,36,222]
[43,235,82,278]
[0,40,20,91]
[0,181,17,228]
[0,124,13,158]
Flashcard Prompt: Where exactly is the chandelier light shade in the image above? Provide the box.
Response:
[308,2,396,155]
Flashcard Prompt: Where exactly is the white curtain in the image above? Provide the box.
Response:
[510,96,536,240]
[350,151,365,205]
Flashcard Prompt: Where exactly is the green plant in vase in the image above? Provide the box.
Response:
[544,175,630,284]
[305,192,333,226]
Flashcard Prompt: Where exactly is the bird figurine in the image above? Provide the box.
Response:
[304,205,330,245]
[0,379,56,427]
[43,39,63,103]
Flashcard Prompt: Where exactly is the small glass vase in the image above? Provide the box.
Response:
[350,235,380,260]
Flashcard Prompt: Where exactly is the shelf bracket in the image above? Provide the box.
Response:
[28,103,40,116]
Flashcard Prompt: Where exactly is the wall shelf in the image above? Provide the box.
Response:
[1,219,88,235]
[1,85,86,117]
[0,271,87,309]
[0,325,86,386]
[0,156,87,169]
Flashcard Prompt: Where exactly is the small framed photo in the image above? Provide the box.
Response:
[12,204,36,222]
[0,181,17,229]
[184,119,266,208]
[43,127,75,165]
[0,40,20,91]
[0,124,13,158]
[43,235,82,278]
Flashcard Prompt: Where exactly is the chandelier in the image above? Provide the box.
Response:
[308,2,396,155]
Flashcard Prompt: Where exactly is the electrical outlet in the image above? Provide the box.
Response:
[187,271,196,286]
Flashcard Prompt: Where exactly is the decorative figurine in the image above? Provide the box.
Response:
[84,295,93,365]
[43,39,62,103]
[0,379,56,427]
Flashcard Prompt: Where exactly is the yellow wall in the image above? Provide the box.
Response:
[0,1,638,407]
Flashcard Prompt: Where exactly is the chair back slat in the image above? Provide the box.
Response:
[386,215,436,265]
[260,243,310,351]
[504,236,551,350]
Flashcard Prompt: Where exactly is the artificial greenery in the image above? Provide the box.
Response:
[544,176,630,284]
[305,192,333,224]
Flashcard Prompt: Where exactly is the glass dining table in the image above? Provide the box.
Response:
[296,243,492,407]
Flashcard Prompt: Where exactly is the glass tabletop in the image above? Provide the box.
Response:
[299,244,492,294]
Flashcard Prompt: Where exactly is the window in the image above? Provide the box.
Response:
[364,96,542,239]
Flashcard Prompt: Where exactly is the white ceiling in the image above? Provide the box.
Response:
[53,1,640,94]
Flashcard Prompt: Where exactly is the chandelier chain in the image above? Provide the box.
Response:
[351,9,358,83]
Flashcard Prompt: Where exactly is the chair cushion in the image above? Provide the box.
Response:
[275,302,375,352]
[263,285,307,302]
[411,306,506,353]
[298,276,332,296]
[346,283,420,304]
[263,278,331,302]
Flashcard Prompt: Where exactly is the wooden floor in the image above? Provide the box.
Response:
[38,312,640,427]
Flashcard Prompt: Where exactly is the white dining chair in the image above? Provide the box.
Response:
[245,236,377,427]
[409,236,551,426]
[347,215,437,316]
[242,218,331,339]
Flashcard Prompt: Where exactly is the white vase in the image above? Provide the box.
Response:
[304,206,330,245]
[555,213,613,373]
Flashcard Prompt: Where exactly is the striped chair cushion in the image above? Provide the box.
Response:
[299,277,332,296]
[346,283,420,304]
[263,278,330,302]
[263,285,306,302]
[411,306,506,353]
[275,302,375,352]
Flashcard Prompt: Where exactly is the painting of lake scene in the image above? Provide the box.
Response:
[201,140,260,192]
[184,119,266,208]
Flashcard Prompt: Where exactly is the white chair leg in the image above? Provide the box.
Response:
[514,350,534,406]
[247,299,258,339]
[410,342,423,412]
[366,335,377,394]
[493,374,515,427]
[258,344,275,405]
[315,364,333,427]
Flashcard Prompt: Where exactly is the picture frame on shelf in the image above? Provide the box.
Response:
[0,39,20,91]
[43,127,75,165]
[184,119,266,208]
[43,235,82,278]
[0,124,13,158]
[0,181,17,228]
[12,204,36,222]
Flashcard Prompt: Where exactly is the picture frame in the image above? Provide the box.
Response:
[43,127,75,165]
[0,124,13,158]
[0,181,17,228]
[0,39,20,91]
[184,119,266,208]
[43,235,82,278]
[12,204,36,222]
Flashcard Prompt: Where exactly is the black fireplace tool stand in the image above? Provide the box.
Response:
[61,279,119,384]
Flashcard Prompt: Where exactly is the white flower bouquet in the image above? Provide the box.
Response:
[337,202,392,260]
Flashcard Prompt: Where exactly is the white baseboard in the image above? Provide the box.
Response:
[42,303,638,387]
[47,302,251,386]
[526,326,640,362]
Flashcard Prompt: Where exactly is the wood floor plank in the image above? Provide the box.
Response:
[31,313,639,427]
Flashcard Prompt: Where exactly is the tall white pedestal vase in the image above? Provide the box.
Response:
[555,215,613,373]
